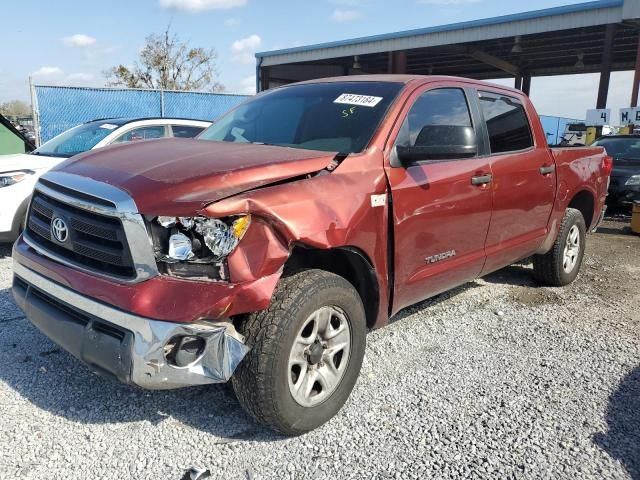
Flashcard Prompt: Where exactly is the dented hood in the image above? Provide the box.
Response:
[54,138,335,214]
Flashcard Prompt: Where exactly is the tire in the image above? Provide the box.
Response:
[232,269,366,436]
[532,208,586,286]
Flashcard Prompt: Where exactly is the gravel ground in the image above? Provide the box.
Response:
[0,217,638,480]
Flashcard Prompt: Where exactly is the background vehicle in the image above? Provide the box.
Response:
[559,122,587,146]
[592,135,640,207]
[0,117,211,242]
[12,76,610,435]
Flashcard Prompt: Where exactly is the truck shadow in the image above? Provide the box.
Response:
[593,366,640,479]
[0,262,552,443]
[595,225,633,236]
[0,243,12,259]
[482,265,537,288]
[388,280,483,325]
[0,287,280,443]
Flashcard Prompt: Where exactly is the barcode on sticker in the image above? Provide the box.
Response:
[334,94,383,108]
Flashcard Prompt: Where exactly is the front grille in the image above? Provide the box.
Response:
[26,190,136,278]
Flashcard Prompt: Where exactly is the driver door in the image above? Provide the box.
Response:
[385,85,493,313]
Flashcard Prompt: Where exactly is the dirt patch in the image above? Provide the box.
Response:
[512,287,562,307]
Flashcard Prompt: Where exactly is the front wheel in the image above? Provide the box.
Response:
[532,208,586,286]
[232,269,366,435]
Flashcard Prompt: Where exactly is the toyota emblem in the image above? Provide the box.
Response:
[51,217,69,243]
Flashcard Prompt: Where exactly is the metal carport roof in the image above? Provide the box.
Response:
[255,0,640,108]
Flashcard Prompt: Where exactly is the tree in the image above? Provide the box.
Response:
[0,100,31,117]
[105,26,223,92]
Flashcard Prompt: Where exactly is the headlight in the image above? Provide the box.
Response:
[0,170,33,188]
[168,232,195,261]
[625,175,640,186]
[154,215,251,264]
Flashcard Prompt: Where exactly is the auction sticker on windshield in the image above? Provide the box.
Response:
[334,94,383,108]
[100,124,119,130]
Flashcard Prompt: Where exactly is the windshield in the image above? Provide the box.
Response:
[198,82,403,154]
[593,137,640,162]
[34,121,120,157]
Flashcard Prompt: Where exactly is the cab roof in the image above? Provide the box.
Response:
[292,74,524,96]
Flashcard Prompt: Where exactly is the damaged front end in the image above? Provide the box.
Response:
[13,261,249,389]
[134,319,250,389]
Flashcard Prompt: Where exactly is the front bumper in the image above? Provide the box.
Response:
[608,183,640,206]
[12,261,249,389]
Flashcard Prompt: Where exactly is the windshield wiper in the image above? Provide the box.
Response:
[251,141,290,148]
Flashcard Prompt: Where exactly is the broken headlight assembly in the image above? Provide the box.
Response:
[150,215,251,280]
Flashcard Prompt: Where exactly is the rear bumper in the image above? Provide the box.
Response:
[12,261,249,389]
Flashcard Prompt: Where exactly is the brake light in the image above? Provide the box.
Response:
[602,155,613,176]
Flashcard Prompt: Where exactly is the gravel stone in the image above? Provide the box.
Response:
[0,217,638,479]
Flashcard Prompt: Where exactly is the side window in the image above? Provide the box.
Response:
[397,88,473,148]
[172,125,205,138]
[112,126,167,144]
[478,92,533,153]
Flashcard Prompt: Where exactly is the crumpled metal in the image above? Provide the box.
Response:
[194,218,238,259]
[181,466,211,480]
[132,321,250,389]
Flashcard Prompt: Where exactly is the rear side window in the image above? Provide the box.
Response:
[478,92,533,153]
[112,126,167,144]
[172,125,205,138]
[397,88,473,147]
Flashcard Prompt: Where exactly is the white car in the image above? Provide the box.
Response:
[0,117,211,242]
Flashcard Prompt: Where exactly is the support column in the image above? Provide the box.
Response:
[260,66,270,92]
[631,33,640,107]
[389,51,407,74]
[514,74,523,91]
[596,24,616,109]
[522,73,532,96]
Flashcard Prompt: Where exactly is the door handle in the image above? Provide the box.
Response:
[471,174,492,185]
[539,165,555,175]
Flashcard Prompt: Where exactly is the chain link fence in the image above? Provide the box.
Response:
[30,84,581,147]
[32,85,249,144]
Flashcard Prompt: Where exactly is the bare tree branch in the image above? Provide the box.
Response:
[104,25,223,92]
[0,100,31,117]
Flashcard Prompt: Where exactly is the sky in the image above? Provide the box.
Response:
[0,0,635,120]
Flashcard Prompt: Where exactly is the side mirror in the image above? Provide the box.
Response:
[395,125,478,165]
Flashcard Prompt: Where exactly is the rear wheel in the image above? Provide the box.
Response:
[232,269,366,435]
[532,208,586,286]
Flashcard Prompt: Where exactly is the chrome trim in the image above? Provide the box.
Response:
[14,261,249,389]
[29,171,158,283]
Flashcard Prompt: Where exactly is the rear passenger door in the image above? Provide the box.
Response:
[385,86,493,313]
[477,91,556,274]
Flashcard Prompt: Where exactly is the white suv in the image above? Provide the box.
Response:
[0,117,211,242]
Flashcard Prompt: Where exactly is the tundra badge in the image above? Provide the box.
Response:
[425,250,457,264]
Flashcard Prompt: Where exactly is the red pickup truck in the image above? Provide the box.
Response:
[12,75,611,435]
